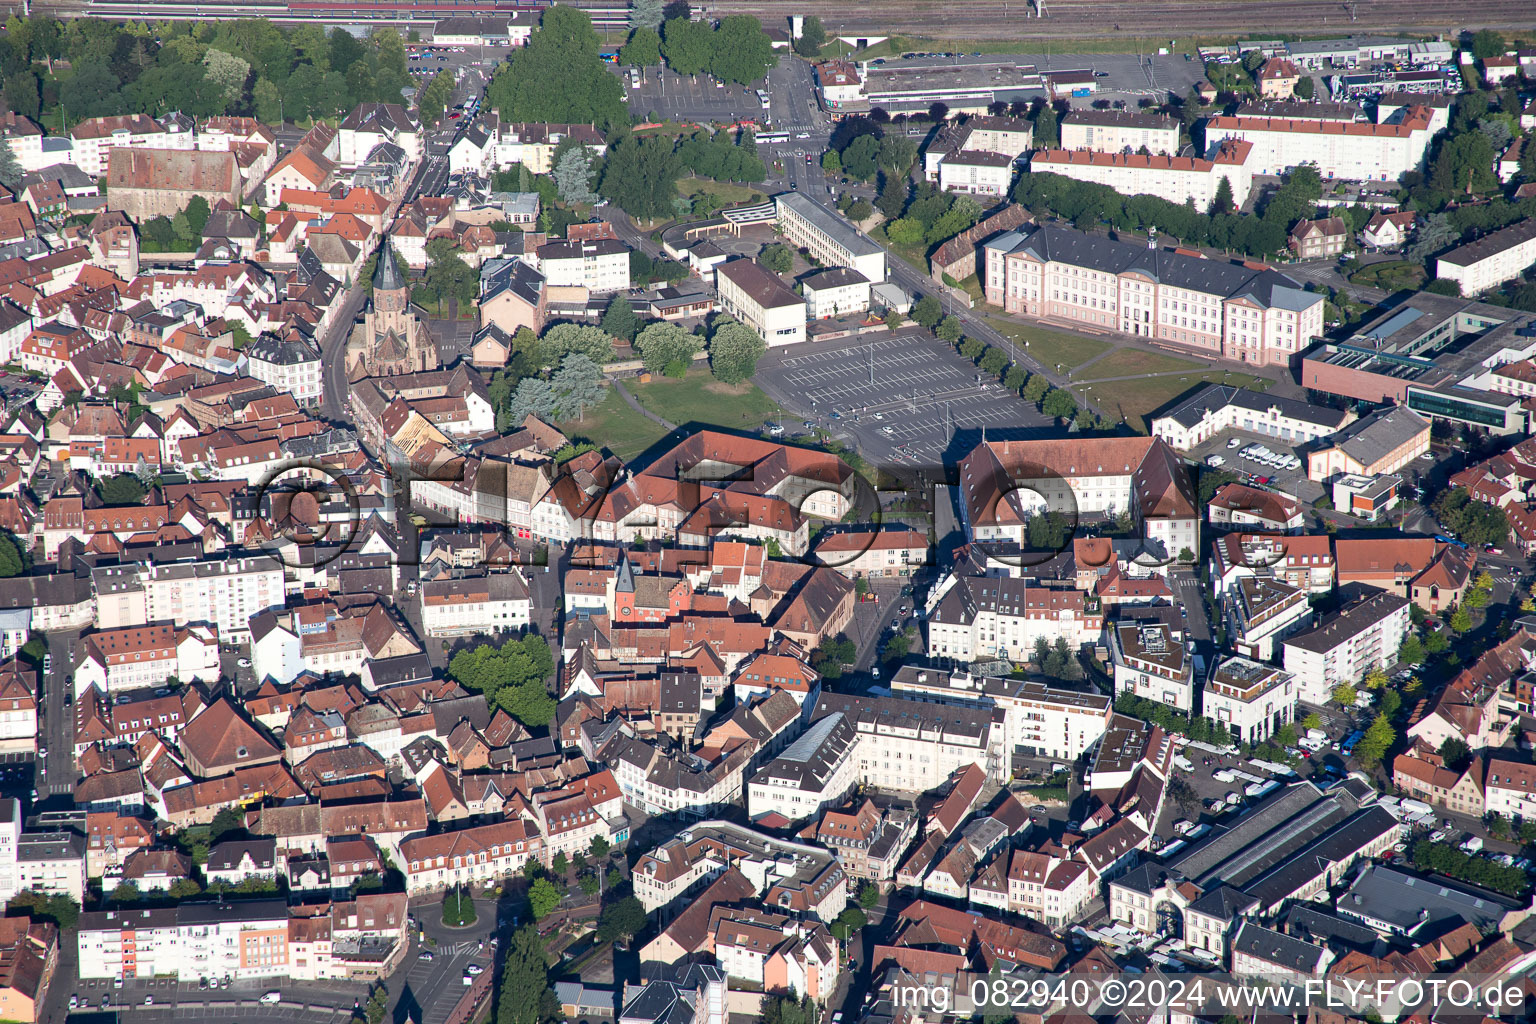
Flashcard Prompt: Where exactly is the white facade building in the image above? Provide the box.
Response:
[1203,656,1296,746]
[715,259,807,348]
[1436,220,1536,296]
[1109,622,1195,713]
[775,192,888,283]
[76,899,291,981]
[800,268,871,319]
[1282,590,1411,704]
[746,713,859,824]
[418,571,531,638]
[1060,110,1180,156]
[536,238,630,294]
[139,557,285,640]
[1202,105,1434,182]
[1029,139,1254,211]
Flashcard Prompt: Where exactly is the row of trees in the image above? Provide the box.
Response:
[597,128,765,221]
[487,6,629,131]
[1410,838,1531,896]
[1011,163,1324,259]
[651,14,776,85]
[2,14,411,125]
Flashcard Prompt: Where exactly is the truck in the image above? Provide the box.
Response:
[1245,780,1281,800]
[1461,836,1484,854]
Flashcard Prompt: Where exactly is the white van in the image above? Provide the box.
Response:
[260,992,282,1005]
[1173,755,1195,772]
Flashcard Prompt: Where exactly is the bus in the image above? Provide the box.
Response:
[755,131,789,143]
[756,89,771,109]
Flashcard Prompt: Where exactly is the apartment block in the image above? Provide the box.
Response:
[926,574,1104,662]
[77,899,289,981]
[1203,656,1296,746]
[1109,621,1195,713]
[746,713,859,824]
[1282,588,1411,704]
[138,557,285,640]
[1436,219,1536,296]
[810,691,1004,789]
[1059,110,1180,156]
[1029,140,1254,211]
[419,571,531,638]
[1202,105,1434,181]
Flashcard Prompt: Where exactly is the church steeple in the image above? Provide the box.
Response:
[373,244,406,294]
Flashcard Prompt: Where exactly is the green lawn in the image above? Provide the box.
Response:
[986,318,1113,372]
[564,387,671,463]
[1076,348,1212,380]
[676,176,766,207]
[1075,365,1265,433]
[628,369,791,432]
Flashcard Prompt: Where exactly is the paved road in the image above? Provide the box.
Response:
[37,627,80,798]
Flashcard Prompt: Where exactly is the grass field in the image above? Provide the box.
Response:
[1071,352,1265,432]
[629,369,791,433]
[563,388,671,463]
[676,176,766,206]
[986,318,1113,372]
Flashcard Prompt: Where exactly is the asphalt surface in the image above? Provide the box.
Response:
[755,328,1053,464]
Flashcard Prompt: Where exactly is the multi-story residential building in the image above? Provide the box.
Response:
[1028,140,1254,211]
[1059,109,1180,156]
[810,691,1004,788]
[1392,751,1486,818]
[16,830,85,905]
[774,192,888,283]
[70,113,192,177]
[1202,105,1434,181]
[419,571,531,638]
[985,224,1324,367]
[809,800,917,885]
[957,435,1199,565]
[1289,217,1349,258]
[535,238,630,294]
[1223,576,1312,661]
[631,821,847,924]
[1203,656,1296,746]
[72,624,220,696]
[1282,588,1411,704]
[1483,759,1536,821]
[1206,484,1307,533]
[926,574,1104,662]
[138,557,285,641]
[77,899,291,981]
[244,332,323,407]
[0,801,17,900]
[1109,621,1195,713]
[399,819,543,895]
[0,113,47,174]
[800,267,870,319]
[714,259,807,348]
[1231,922,1331,982]
[810,528,929,578]
[745,713,858,824]
[889,666,1112,765]
[993,848,1095,930]
[1435,219,1536,295]
[937,149,1016,196]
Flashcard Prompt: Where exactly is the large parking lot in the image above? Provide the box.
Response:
[623,66,765,123]
[754,328,1052,463]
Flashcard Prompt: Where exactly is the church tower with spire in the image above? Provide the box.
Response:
[346,245,439,381]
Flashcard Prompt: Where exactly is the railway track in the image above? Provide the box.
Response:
[710,0,1528,39]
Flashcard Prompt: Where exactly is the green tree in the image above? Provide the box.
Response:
[660,17,712,76]
[1354,713,1396,769]
[551,852,569,876]
[596,895,647,943]
[590,835,612,858]
[417,69,455,126]
[621,25,662,68]
[935,315,963,343]
[1399,635,1425,665]
[1332,682,1357,707]
[1439,736,1472,771]
[553,146,597,204]
[847,199,873,221]
[1042,388,1076,420]
[1449,606,1472,633]
[1469,29,1506,60]
[877,134,918,175]
[1211,175,1234,215]
[1293,75,1314,99]
[425,237,477,309]
[601,295,641,343]
[0,136,21,191]
[630,0,665,30]
[486,6,627,130]
[759,243,793,274]
[1033,101,1059,147]
[821,148,841,173]
[709,15,776,85]
[707,318,767,385]
[979,346,1009,377]
[885,217,926,247]
[634,321,700,374]
[528,877,561,920]
[841,134,880,180]
[856,880,879,909]
[551,353,607,420]
[96,474,147,505]
[541,323,616,365]
[830,906,867,940]
[910,295,942,329]
[0,532,26,579]
[497,925,555,1024]
[792,15,826,58]
[599,134,683,220]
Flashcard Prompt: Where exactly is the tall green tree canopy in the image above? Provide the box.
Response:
[487,6,628,130]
